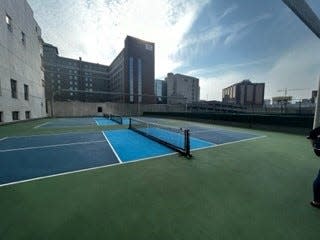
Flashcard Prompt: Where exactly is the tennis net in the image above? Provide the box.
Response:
[129,118,191,157]
[110,114,123,125]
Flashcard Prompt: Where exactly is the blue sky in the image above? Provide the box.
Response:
[28,0,320,101]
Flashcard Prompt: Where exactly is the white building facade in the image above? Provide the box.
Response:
[165,73,200,104]
[0,0,46,123]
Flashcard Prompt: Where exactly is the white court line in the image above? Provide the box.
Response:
[0,140,106,153]
[95,120,101,126]
[0,135,267,188]
[125,152,177,163]
[0,162,122,188]
[192,135,267,152]
[33,122,50,129]
[7,131,101,139]
[0,151,178,188]
[190,137,214,146]
[216,135,267,147]
[102,131,123,163]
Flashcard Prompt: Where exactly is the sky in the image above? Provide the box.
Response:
[27,0,320,101]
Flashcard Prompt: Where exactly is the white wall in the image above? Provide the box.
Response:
[0,0,46,123]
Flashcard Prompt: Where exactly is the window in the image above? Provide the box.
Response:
[21,32,26,45]
[11,79,17,98]
[25,111,30,120]
[129,57,134,102]
[12,111,19,121]
[24,84,29,100]
[0,112,3,122]
[6,14,12,31]
[138,58,142,103]
[97,107,103,113]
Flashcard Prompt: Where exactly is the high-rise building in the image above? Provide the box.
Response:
[107,36,155,103]
[43,36,155,104]
[222,80,265,106]
[0,0,46,123]
[42,43,109,103]
[154,79,167,104]
[165,73,200,104]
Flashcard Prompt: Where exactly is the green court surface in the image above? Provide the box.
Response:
[0,118,319,239]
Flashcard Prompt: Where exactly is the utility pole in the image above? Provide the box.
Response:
[282,0,320,39]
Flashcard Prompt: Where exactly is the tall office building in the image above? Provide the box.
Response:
[166,73,200,104]
[222,80,265,106]
[42,43,109,102]
[43,36,155,104]
[108,36,155,104]
[0,0,46,123]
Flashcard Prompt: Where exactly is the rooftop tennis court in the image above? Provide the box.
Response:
[0,117,261,186]
[0,117,318,240]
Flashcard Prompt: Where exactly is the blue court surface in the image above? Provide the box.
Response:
[103,129,213,162]
[189,126,260,144]
[34,117,123,128]
[94,117,118,126]
[0,123,262,186]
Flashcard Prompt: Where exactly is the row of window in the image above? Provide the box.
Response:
[49,73,94,82]
[5,14,26,46]
[12,111,30,121]
[10,79,29,100]
[50,79,93,87]
[0,111,30,122]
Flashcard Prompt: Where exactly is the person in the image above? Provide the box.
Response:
[307,127,320,209]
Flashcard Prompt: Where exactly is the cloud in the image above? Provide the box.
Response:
[193,37,320,101]
[262,38,320,99]
[199,72,248,101]
[176,12,272,61]
[217,3,238,21]
[28,0,209,78]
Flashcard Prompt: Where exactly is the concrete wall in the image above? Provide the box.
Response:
[0,0,46,123]
[50,101,185,117]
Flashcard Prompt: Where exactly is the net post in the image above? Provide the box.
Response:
[184,129,192,158]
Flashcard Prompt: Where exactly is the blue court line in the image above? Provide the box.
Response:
[94,117,118,126]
